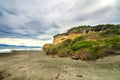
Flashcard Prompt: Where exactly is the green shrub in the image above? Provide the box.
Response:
[62,39,72,46]
[54,33,68,38]
[91,24,115,31]
[88,47,100,59]
[71,36,84,45]
[70,41,97,51]
[75,48,94,60]
[45,45,57,55]
[99,25,120,37]
[56,39,72,49]
[104,36,120,50]
[57,48,73,57]
[67,25,91,33]
[100,28,120,36]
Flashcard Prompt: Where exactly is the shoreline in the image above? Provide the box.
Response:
[0,48,41,53]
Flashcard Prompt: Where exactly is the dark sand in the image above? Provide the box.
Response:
[0,51,120,80]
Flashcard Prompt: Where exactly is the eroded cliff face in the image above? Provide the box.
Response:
[42,44,52,51]
[53,33,82,45]
[42,33,82,51]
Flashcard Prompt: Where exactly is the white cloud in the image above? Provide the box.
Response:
[0,38,52,46]
[0,0,119,46]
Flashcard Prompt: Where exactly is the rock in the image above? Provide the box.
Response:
[76,75,83,77]
[71,56,79,60]
[42,44,52,51]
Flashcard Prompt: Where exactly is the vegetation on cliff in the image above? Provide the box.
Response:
[43,24,120,60]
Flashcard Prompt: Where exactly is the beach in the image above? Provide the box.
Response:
[0,51,120,80]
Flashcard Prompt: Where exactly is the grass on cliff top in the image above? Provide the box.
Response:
[54,24,120,38]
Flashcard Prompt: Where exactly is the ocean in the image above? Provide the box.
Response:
[0,44,41,53]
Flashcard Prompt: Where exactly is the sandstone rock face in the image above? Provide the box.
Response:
[42,44,52,51]
[53,33,81,45]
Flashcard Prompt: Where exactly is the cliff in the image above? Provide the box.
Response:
[53,33,82,45]
[53,25,91,45]
[43,24,120,60]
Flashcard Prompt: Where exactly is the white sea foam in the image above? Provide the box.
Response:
[0,48,41,53]
[0,49,12,53]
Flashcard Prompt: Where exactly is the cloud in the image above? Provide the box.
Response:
[0,0,119,46]
[0,38,52,46]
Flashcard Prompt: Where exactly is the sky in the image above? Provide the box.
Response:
[0,0,120,46]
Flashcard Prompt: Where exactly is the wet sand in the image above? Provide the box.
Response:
[0,51,120,80]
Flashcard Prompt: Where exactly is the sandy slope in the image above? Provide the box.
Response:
[0,51,120,80]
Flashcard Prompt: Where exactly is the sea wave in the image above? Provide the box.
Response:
[0,48,41,53]
[0,49,12,53]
